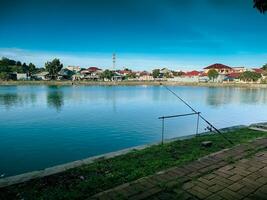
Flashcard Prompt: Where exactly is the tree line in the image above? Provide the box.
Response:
[0,57,65,80]
[0,57,37,80]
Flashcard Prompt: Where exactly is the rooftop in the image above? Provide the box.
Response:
[204,63,232,70]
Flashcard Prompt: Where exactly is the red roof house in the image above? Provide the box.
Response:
[227,72,241,79]
[204,63,233,74]
[87,67,102,72]
[185,70,202,77]
[204,63,232,70]
[252,68,265,74]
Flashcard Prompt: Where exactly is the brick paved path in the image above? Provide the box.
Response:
[91,138,267,200]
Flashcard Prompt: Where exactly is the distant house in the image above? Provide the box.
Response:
[87,67,102,74]
[160,68,173,78]
[111,72,123,81]
[204,63,233,82]
[204,63,233,75]
[80,67,102,81]
[32,72,50,80]
[117,69,132,76]
[184,70,202,77]
[232,67,246,73]
[252,68,265,75]
[198,73,209,82]
[66,66,81,73]
[17,73,28,80]
[224,72,241,82]
[169,71,202,83]
[72,74,83,81]
[58,68,74,80]
[137,71,153,81]
[9,72,28,80]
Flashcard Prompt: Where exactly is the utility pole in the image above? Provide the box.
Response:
[112,53,116,71]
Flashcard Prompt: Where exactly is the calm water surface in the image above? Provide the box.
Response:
[1,85,267,177]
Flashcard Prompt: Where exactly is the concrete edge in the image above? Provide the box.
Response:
[0,124,250,188]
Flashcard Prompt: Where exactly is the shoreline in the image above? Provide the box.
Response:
[0,124,250,188]
[1,80,267,88]
[0,125,266,199]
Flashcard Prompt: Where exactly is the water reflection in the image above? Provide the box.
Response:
[0,86,267,110]
[205,87,267,107]
[0,92,36,109]
[46,86,64,111]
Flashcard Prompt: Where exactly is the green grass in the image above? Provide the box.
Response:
[1,128,266,200]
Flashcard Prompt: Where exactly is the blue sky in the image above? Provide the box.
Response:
[0,0,267,70]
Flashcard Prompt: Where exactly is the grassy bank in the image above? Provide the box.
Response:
[1,128,267,199]
[0,80,267,88]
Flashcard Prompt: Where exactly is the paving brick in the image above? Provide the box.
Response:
[214,170,232,178]
[189,185,212,198]
[255,177,267,185]
[246,172,262,181]
[248,192,267,200]
[229,174,243,182]
[187,171,201,178]
[218,188,244,200]
[182,182,194,190]
[240,178,263,190]
[129,187,161,200]
[187,188,208,199]
[237,186,256,198]
[257,184,267,195]
[228,182,244,192]
[207,184,223,193]
[198,177,216,187]
[202,173,216,180]
[92,140,267,200]
[205,194,224,200]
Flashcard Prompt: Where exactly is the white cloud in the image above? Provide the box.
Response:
[0,48,266,71]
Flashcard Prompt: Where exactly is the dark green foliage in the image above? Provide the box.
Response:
[100,69,115,80]
[45,58,63,80]
[0,57,38,79]
[208,69,219,81]
[0,128,266,200]
[0,72,9,80]
[240,71,262,82]
[16,61,22,66]
[173,71,184,76]
[152,69,160,78]
[28,63,36,75]
[22,63,29,73]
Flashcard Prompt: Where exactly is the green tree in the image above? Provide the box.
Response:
[0,72,9,80]
[152,69,160,78]
[207,69,219,81]
[262,63,267,71]
[22,63,29,74]
[0,57,10,66]
[127,72,136,79]
[45,58,63,80]
[16,61,22,66]
[240,71,262,82]
[100,70,114,80]
[28,63,36,75]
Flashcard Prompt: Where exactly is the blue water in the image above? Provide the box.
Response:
[0,85,267,177]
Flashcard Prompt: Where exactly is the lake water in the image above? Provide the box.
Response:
[1,85,267,177]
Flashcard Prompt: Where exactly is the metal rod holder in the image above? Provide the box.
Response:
[159,112,201,144]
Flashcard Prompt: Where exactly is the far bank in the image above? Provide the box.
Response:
[1,80,267,88]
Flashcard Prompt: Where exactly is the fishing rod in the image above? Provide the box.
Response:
[161,83,233,144]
